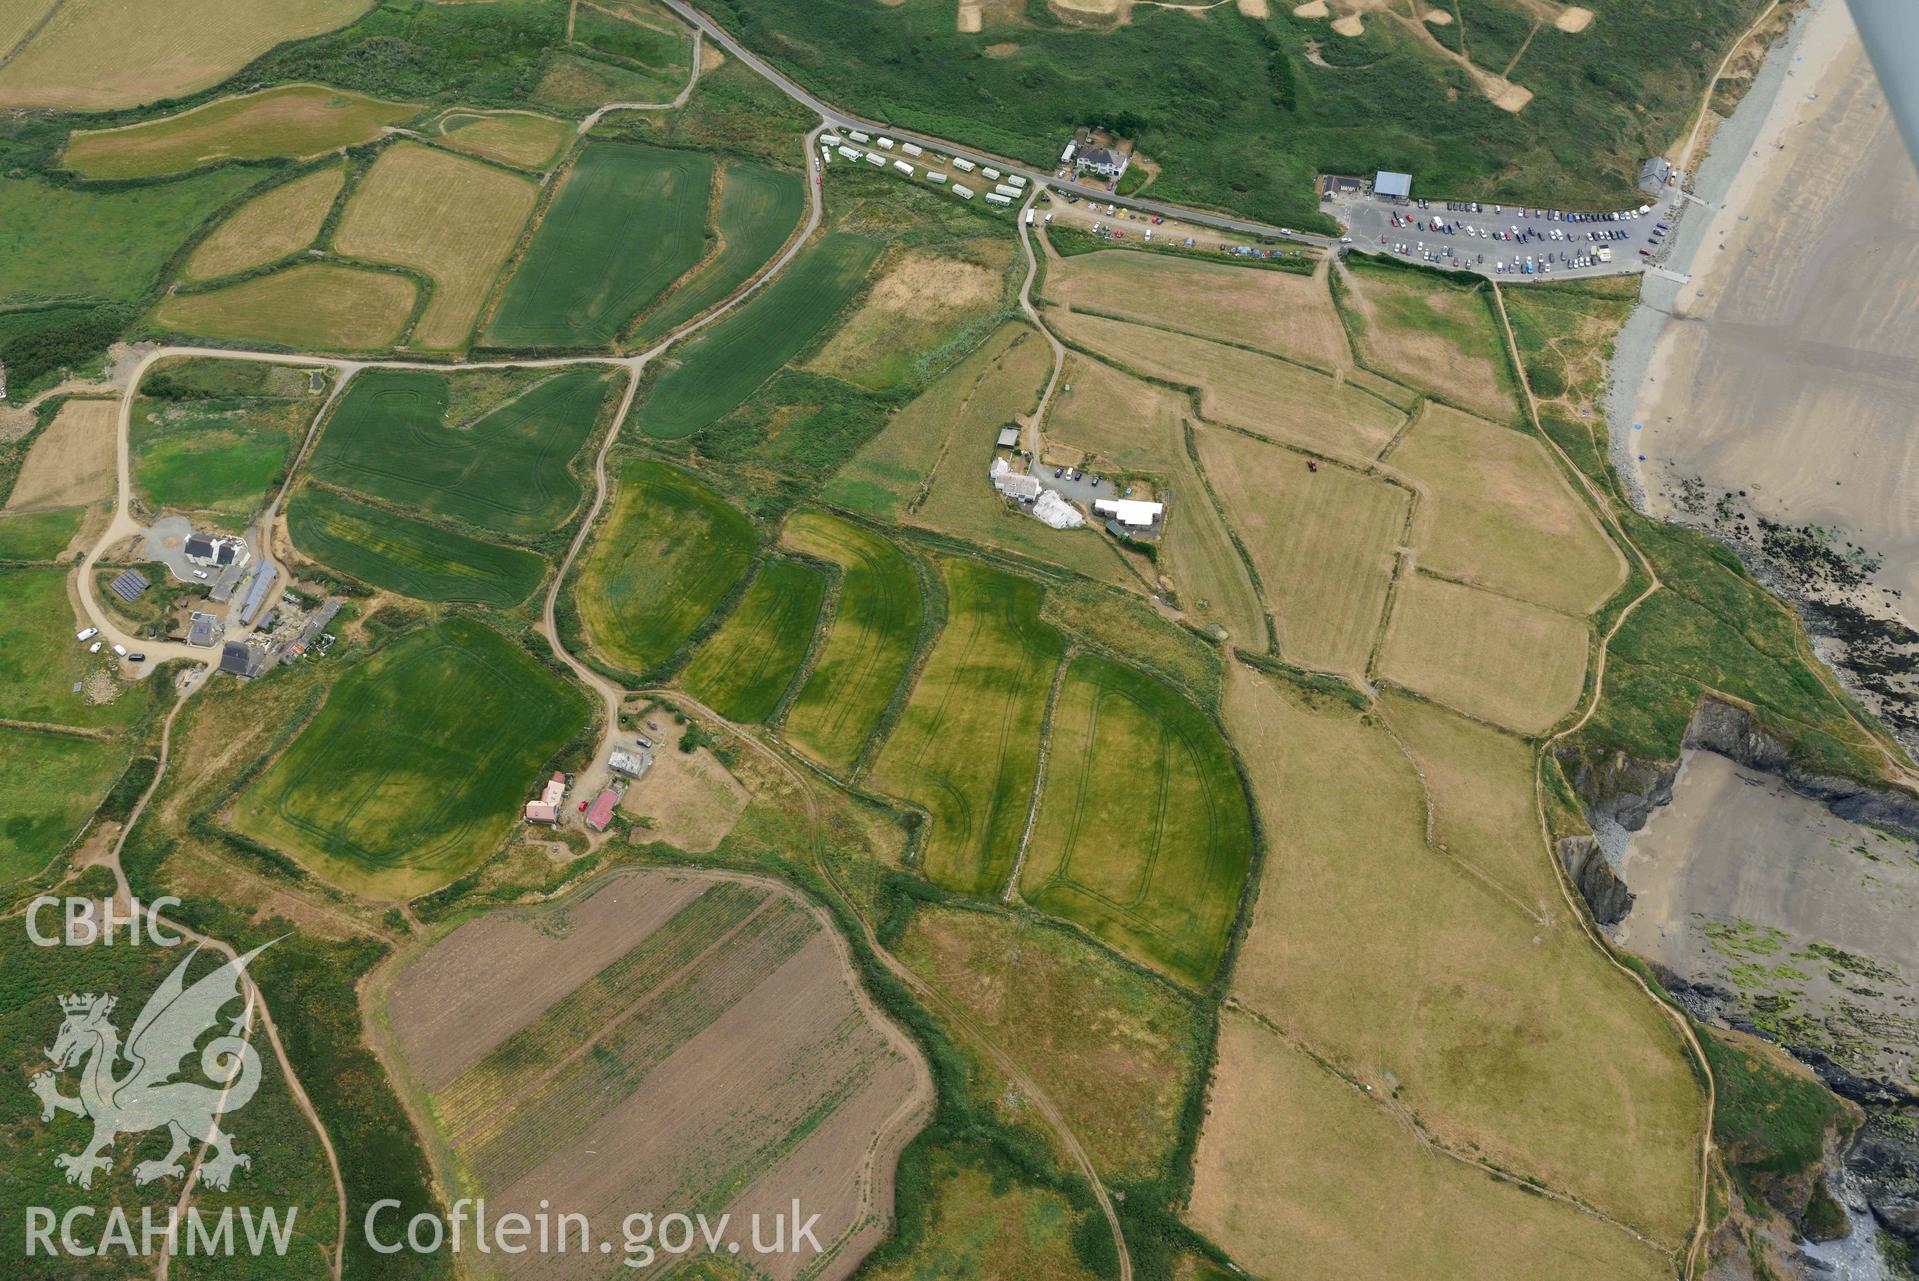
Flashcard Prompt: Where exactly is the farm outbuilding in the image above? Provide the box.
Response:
[187,611,223,648]
[996,426,1021,449]
[990,457,1041,502]
[584,788,620,832]
[236,562,277,626]
[218,640,268,679]
[1094,498,1165,528]
[1374,170,1413,198]
[609,749,653,780]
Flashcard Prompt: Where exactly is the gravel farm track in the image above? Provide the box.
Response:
[51,3,1888,1273]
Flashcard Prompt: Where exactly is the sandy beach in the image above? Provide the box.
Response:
[1627,1,1919,615]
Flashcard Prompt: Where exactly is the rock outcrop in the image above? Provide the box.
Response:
[1557,836,1632,925]
[1682,698,1919,839]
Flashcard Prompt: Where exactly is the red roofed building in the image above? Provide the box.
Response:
[524,772,567,825]
[584,788,620,832]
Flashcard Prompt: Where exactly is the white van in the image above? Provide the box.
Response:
[76,626,98,642]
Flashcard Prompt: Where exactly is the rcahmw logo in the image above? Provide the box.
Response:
[22,942,299,1259]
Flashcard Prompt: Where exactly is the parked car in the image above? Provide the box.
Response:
[112,644,127,657]
[128,653,145,663]
[76,626,98,642]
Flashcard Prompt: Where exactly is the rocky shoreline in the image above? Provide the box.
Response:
[1562,696,1919,1268]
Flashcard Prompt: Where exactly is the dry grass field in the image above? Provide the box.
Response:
[1044,355,1263,643]
[1044,250,1348,370]
[1379,689,1560,912]
[7,398,115,510]
[381,868,929,1281]
[1218,664,1703,1247]
[1053,311,1405,465]
[620,744,748,854]
[0,0,372,110]
[828,324,1036,519]
[183,165,347,282]
[431,108,575,171]
[62,84,416,179]
[1339,262,1520,421]
[333,142,537,350]
[1194,426,1408,676]
[843,324,1132,589]
[896,904,1205,1183]
[1377,573,1589,734]
[805,242,1013,391]
[156,263,416,350]
[1189,1009,1676,1281]
[1385,403,1624,614]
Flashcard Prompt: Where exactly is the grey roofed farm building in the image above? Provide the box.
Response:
[609,748,653,780]
[236,562,277,627]
[1373,170,1413,198]
[1638,156,1674,194]
[996,426,1021,449]
[218,640,268,679]
[187,611,223,648]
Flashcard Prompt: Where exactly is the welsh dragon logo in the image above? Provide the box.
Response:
[27,943,270,1191]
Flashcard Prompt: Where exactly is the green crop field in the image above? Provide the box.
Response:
[133,429,290,524]
[486,143,714,349]
[779,511,923,772]
[576,460,756,674]
[634,159,804,342]
[308,368,615,536]
[638,231,881,439]
[0,507,84,562]
[61,84,418,180]
[0,567,142,730]
[873,559,1060,897]
[288,486,546,606]
[232,618,587,897]
[130,364,318,525]
[1019,654,1254,988]
[680,558,825,723]
[0,728,126,886]
[0,169,258,306]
